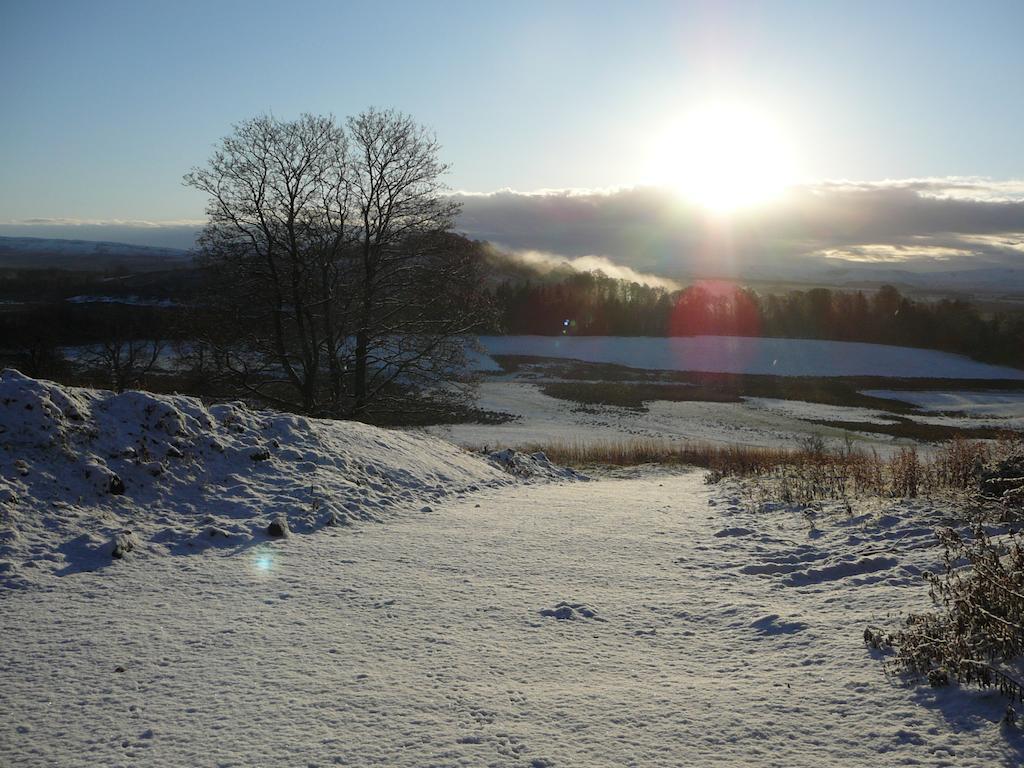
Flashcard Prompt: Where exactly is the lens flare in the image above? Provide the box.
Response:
[252,550,274,573]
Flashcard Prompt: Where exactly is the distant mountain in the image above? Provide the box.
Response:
[734,261,1024,297]
[810,264,1024,296]
[0,237,192,271]
[4,234,1024,298]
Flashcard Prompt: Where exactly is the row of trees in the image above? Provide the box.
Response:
[489,274,1024,367]
[6,269,1023,399]
[183,111,490,417]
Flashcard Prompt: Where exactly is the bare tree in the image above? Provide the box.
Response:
[184,110,489,418]
[346,108,476,416]
[83,314,164,393]
[184,114,353,413]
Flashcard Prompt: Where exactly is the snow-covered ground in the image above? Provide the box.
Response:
[3,467,1021,766]
[478,335,1024,379]
[4,373,1023,766]
[434,337,1024,452]
[0,370,574,589]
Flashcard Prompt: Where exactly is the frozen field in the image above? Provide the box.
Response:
[478,336,1024,380]
[434,337,1024,452]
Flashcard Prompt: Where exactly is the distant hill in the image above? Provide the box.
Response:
[812,265,1024,299]
[735,262,1024,299]
[0,237,192,271]
[4,234,1024,299]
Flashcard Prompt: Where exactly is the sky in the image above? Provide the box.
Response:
[2,0,1024,278]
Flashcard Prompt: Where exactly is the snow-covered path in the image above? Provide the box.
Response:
[2,472,1021,767]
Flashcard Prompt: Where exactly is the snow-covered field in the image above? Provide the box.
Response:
[478,335,1024,379]
[4,372,1024,766]
[429,381,909,452]
[431,336,1024,452]
[864,390,1024,419]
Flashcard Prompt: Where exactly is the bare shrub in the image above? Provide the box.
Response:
[528,435,1017,506]
[931,438,991,492]
[887,525,1024,701]
[890,447,922,498]
[524,438,800,476]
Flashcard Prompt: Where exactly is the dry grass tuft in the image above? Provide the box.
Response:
[526,438,799,474]
[529,435,1013,504]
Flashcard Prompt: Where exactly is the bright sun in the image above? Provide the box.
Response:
[650,102,795,213]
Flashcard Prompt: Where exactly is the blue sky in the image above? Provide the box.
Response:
[2,0,1024,279]
[2,0,1023,222]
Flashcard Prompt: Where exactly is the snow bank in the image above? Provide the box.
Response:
[478,335,1024,379]
[487,448,586,480]
[0,370,569,588]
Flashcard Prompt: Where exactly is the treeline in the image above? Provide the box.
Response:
[4,257,1024,399]
[490,273,1024,367]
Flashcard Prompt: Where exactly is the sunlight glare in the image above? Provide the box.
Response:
[650,102,796,213]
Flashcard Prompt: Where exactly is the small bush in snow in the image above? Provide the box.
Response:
[887,525,1024,702]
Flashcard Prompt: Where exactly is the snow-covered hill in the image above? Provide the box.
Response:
[0,370,576,588]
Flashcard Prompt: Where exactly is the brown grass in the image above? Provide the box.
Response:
[528,435,1013,503]
[529,437,797,473]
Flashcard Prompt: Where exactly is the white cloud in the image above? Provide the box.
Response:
[453,179,1024,279]
[6,179,1024,282]
[508,249,681,290]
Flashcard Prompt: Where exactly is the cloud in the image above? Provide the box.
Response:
[6,217,206,227]
[508,249,681,290]
[453,180,1024,280]
[813,244,975,263]
[5,179,1024,285]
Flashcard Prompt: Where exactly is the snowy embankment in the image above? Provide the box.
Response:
[0,370,577,588]
[478,335,1024,379]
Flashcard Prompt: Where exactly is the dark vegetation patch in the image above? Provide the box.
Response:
[808,416,1019,441]
[493,354,1024,414]
[361,402,515,428]
[540,381,740,410]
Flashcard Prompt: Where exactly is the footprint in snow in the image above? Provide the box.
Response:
[750,614,809,635]
[540,602,606,621]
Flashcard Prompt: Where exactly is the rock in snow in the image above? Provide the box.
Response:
[266,516,290,538]
[0,370,581,587]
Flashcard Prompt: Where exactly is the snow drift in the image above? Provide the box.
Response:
[0,370,576,588]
